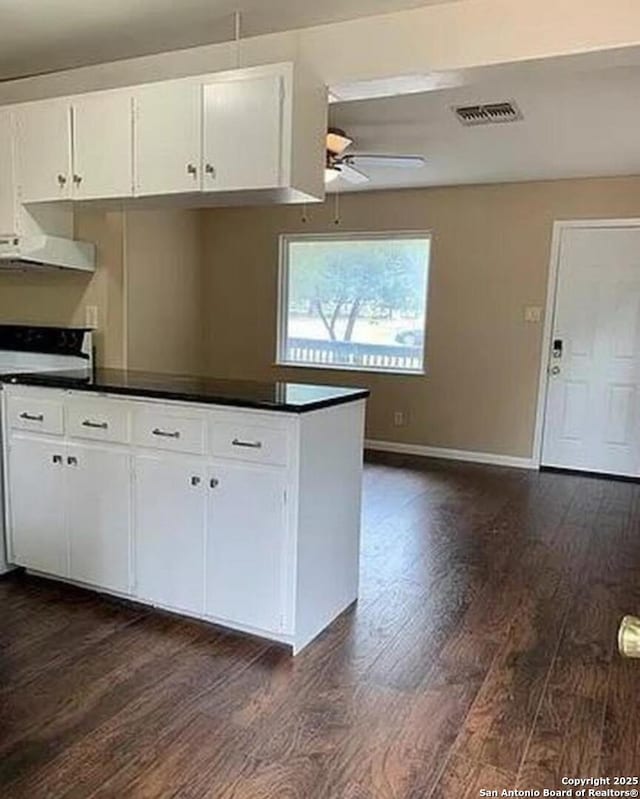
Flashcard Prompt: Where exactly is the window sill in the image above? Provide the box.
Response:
[274,360,426,377]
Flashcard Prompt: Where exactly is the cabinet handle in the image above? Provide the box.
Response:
[57,174,67,187]
[191,476,201,486]
[187,163,197,177]
[205,163,216,178]
[73,174,83,185]
[152,428,180,439]
[82,419,108,430]
[20,412,44,422]
[209,478,219,489]
[232,438,262,450]
[52,454,63,465]
[67,456,78,466]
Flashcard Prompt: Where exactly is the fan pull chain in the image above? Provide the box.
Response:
[301,203,308,224]
[334,191,341,226]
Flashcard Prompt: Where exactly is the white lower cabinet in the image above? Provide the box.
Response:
[8,436,67,577]
[205,463,287,634]
[67,444,131,593]
[134,454,206,615]
[7,435,132,589]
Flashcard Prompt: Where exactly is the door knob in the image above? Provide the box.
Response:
[619,616,640,658]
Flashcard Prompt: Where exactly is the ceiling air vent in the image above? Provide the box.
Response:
[453,101,523,127]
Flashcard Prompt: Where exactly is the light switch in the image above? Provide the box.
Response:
[85,305,99,329]
[524,306,543,323]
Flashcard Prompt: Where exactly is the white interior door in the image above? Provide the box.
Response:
[542,225,640,476]
[134,81,202,196]
[202,74,284,191]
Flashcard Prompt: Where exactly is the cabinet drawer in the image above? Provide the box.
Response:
[6,395,64,435]
[66,401,130,444]
[133,409,206,455]
[210,420,288,466]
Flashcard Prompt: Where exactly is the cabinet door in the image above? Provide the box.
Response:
[0,109,17,235]
[67,444,131,593]
[134,82,202,196]
[15,100,72,202]
[72,92,133,200]
[206,464,287,634]
[134,454,205,614]
[202,74,284,191]
[7,436,67,576]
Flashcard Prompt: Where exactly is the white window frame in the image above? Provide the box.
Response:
[276,230,431,375]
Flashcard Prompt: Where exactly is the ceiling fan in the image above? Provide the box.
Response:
[325,128,426,185]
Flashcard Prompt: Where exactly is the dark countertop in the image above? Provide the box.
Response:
[0,368,370,414]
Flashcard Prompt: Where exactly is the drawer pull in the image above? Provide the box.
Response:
[67,456,78,466]
[152,428,181,439]
[20,412,44,422]
[232,438,263,449]
[82,419,108,430]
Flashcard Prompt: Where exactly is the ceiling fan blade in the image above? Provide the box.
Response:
[338,162,370,185]
[347,154,426,170]
[326,128,353,156]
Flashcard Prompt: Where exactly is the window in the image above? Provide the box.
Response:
[277,233,431,374]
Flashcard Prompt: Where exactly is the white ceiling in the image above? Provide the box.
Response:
[328,63,640,191]
[0,0,454,81]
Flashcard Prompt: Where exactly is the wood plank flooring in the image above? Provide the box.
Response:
[1,452,640,798]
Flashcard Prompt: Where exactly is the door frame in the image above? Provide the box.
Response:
[532,218,640,468]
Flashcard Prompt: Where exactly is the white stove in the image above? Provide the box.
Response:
[0,325,93,574]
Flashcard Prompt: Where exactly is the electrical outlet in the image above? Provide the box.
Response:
[85,305,99,329]
[393,411,407,427]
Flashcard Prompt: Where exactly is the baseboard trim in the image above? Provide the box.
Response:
[364,439,537,470]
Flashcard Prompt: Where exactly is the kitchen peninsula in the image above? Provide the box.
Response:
[1,370,369,653]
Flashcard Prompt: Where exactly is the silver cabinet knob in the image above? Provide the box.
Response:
[52,454,63,465]
[73,174,83,185]
[191,476,201,486]
[57,174,67,186]
[187,163,197,176]
[205,163,215,177]
[67,456,78,466]
[209,478,219,489]
[550,365,561,376]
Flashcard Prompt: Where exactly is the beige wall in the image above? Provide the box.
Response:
[3,176,640,460]
[124,209,204,375]
[201,176,640,458]
[0,207,203,375]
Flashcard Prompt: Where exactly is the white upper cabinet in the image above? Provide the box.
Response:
[202,74,284,192]
[72,91,133,200]
[15,100,72,202]
[134,81,202,197]
[0,109,17,234]
[6,62,325,209]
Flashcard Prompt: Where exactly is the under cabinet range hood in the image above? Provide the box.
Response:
[0,235,96,272]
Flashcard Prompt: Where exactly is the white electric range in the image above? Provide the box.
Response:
[0,325,93,574]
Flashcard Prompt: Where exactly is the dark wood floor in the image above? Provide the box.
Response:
[2,453,640,798]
